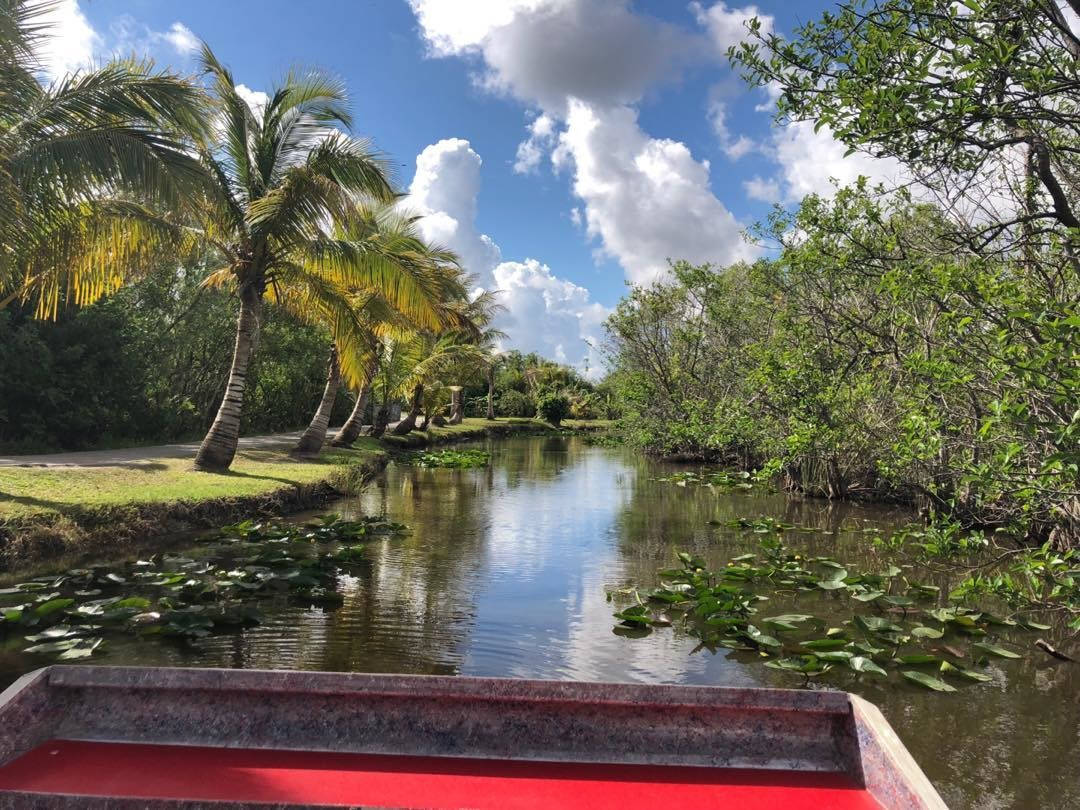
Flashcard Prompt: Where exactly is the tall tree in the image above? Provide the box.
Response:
[190,47,436,471]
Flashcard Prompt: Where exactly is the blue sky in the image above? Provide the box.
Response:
[46,1,883,375]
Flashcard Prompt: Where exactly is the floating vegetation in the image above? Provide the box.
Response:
[0,513,407,661]
[655,469,757,491]
[408,449,491,469]
[608,534,1052,693]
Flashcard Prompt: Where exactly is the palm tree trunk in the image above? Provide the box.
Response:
[486,366,495,420]
[293,344,340,456]
[392,384,424,435]
[194,285,262,471]
[331,357,378,447]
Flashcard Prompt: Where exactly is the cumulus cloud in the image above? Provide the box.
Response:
[409,0,697,114]
[513,113,557,174]
[493,259,608,374]
[554,101,756,284]
[706,98,756,159]
[409,0,762,288]
[691,1,773,53]
[38,1,199,80]
[405,139,608,376]
[743,175,781,203]
[770,120,906,202]
[38,0,100,79]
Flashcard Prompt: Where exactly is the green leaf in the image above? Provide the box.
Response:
[849,656,887,676]
[34,598,75,617]
[902,670,957,692]
[911,626,945,639]
[801,638,848,650]
[853,590,884,602]
[898,654,941,665]
[972,642,1021,659]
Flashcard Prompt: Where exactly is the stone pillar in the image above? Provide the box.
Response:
[448,386,463,425]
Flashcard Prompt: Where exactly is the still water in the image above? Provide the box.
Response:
[3,436,1078,808]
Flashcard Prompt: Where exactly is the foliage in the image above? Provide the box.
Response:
[497,389,535,418]
[609,531,1048,692]
[0,514,407,658]
[536,392,572,427]
[0,265,354,451]
[606,187,1079,543]
[407,449,491,469]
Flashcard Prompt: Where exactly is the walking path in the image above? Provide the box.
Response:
[0,431,308,468]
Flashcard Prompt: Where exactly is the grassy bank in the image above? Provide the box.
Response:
[0,418,607,571]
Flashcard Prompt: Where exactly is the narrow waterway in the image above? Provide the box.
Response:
[1,436,1077,808]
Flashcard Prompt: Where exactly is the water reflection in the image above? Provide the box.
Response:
[2,436,1076,809]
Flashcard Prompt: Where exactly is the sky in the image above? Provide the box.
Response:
[44,0,899,377]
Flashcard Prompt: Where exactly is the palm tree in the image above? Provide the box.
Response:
[0,0,209,317]
[189,47,438,471]
[293,207,468,454]
[390,290,503,435]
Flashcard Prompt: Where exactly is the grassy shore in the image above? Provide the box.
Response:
[0,418,608,571]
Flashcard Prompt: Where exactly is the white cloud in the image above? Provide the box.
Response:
[554,100,757,284]
[37,2,198,80]
[38,0,100,79]
[513,113,557,174]
[493,259,608,374]
[770,120,906,202]
[410,0,758,287]
[405,139,608,376]
[706,97,756,159]
[234,84,270,118]
[163,22,199,54]
[409,0,698,114]
[691,1,774,53]
[743,175,781,203]
[406,139,503,287]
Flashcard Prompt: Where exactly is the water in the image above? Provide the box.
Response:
[2,436,1078,808]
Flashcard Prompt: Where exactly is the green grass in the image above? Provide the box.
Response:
[0,418,611,521]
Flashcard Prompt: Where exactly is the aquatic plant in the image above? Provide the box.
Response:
[408,449,491,469]
[0,514,406,660]
[609,532,1056,693]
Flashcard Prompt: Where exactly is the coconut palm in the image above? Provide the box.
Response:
[293,207,469,454]
[190,46,440,471]
[389,290,504,435]
[0,0,209,317]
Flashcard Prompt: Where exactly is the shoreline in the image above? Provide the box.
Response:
[0,419,606,573]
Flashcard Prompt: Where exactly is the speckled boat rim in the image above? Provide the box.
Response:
[0,666,947,809]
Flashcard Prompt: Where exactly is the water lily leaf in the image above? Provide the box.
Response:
[1017,618,1052,631]
[801,638,848,650]
[883,595,916,607]
[972,642,1021,659]
[898,654,941,665]
[815,650,854,661]
[24,638,81,654]
[902,670,957,692]
[853,641,885,655]
[911,626,945,639]
[849,656,887,676]
[762,614,815,630]
[816,579,848,591]
[58,639,104,660]
[34,598,74,617]
[939,660,993,682]
[856,615,903,634]
[743,625,782,648]
[853,590,884,602]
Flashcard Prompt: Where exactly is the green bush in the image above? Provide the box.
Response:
[536,392,572,427]
[498,389,534,418]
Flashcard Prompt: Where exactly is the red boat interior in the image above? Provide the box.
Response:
[0,739,882,809]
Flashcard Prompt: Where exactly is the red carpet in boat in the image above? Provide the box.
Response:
[0,740,882,809]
